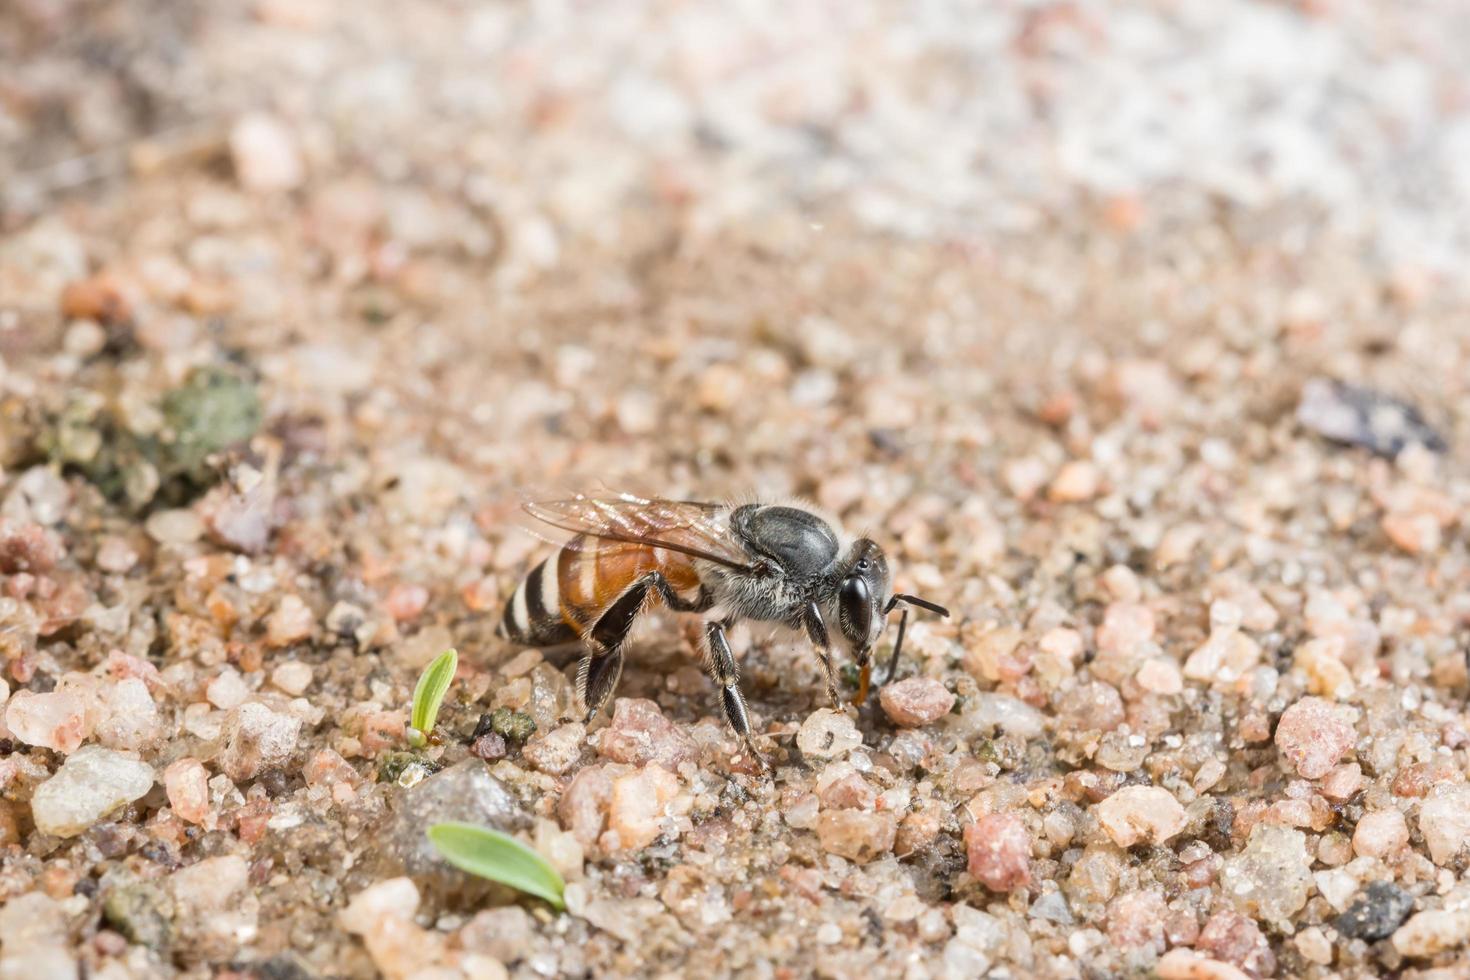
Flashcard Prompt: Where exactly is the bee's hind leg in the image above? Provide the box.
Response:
[705,619,767,771]
[579,573,710,721]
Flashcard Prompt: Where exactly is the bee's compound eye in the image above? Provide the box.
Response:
[840,575,872,639]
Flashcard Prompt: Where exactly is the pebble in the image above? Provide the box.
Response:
[878,677,955,727]
[1274,696,1355,779]
[1095,602,1154,658]
[963,692,1045,738]
[1003,457,1051,502]
[1296,378,1445,457]
[1391,908,1470,958]
[1352,809,1409,859]
[524,722,588,775]
[230,113,306,192]
[265,595,315,647]
[559,765,614,848]
[270,661,314,696]
[1382,509,1441,554]
[796,709,863,759]
[597,699,698,770]
[144,508,205,545]
[94,678,162,752]
[385,583,430,622]
[1293,926,1333,965]
[1219,824,1311,923]
[816,809,897,863]
[1418,786,1470,864]
[1318,762,1364,802]
[1196,908,1274,977]
[207,667,251,709]
[165,758,211,824]
[0,519,65,572]
[341,877,421,935]
[1155,949,1251,980]
[1094,786,1186,847]
[1048,461,1101,503]
[1054,681,1124,733]
[1334,881,1415,941]
[0,892,77,980]
[362,759,528,899]
[219,702,302,781]
[606,764,679,851]
[1135,657,1183,695]
[5,689,90,753]
[30,746,155,837]
[964,813,1032,892]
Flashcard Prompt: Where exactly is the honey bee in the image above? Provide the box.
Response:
[498,492,948,766]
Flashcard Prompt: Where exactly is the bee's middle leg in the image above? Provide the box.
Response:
[580,573,710,721]
[705,619,767,770]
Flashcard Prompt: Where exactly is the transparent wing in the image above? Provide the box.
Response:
[523,492,754,571]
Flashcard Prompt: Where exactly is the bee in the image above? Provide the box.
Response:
[497,492,949,766]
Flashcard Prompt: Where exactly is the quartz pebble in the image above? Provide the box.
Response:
[206,667,251,709]
[219,702,302,781]
[606,764,679,851]
[964,813,1032,892]
[165,758,211,824]
[270,661,313,696]
[265,595,314,647]
[1094,786,1186,847]
[1156,949,1251,980]
[5,689,90,753]
[1219,824,1312,924]
[1274,696,1355,779]
[1196,908,1274,977]
[796,709,862,758]
[1418,786,1470,864]
[230,113,305,192]
[31,746,155,837]
[524,722,588,775]
[1352,809,1409,859]
[95,678,162,751]
[597,699,698,769]
[1048,461,1100,502]
[878,677,955,727]
[1391,909,1470,958]
[816,809,897,863]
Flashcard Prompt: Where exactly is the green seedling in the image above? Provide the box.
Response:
[427,822,566,910]
[407,648,457,748]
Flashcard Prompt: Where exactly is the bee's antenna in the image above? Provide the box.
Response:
[880,593,950,684]
[885,593,950,618]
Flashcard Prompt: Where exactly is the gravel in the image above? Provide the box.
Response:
[5,0,1470,976]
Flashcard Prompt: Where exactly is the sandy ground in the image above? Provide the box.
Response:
[4,0,1470,977]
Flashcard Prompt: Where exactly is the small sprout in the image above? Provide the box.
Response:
[427,821,566,910]
[487,707,537,744]
[408,648,458,748]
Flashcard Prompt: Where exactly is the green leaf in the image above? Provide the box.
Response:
[427,822,566,910]
[410,648,458,735]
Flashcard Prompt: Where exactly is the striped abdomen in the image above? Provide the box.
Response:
[498,534,702,646]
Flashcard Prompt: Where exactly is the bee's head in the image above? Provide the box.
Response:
[834,538,891,663]
[831,537,950,705]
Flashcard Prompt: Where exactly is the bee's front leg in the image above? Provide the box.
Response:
[802,602,841,708]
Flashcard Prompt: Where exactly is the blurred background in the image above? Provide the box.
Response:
[4,0,1468,593]
[5,0,1469,618]
[4,3,1470,977]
